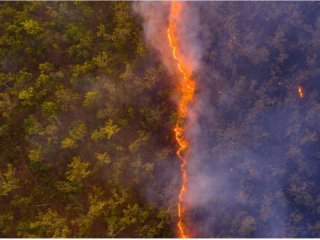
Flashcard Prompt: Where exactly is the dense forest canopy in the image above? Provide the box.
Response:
[1,1,320,238]
[0,2,177,237]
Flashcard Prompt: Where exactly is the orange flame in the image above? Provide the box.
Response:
[167,2,195,238]
[298,86,304,98]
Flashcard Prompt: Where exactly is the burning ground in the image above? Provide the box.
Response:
[137,1,320,238]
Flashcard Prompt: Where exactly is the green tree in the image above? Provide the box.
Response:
[17,209,69,237]
[0,164,19,197]
[91,119,120,140]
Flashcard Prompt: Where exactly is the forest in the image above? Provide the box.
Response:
[0,2,176,237]
[1,1,320,238]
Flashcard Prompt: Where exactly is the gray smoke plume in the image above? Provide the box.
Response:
[134,1,320,238]
[133,2,203,75]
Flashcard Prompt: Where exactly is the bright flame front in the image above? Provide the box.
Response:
[167,2,195,238]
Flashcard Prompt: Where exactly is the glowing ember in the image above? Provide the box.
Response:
[298,86,304,98]
[167,2,195,238]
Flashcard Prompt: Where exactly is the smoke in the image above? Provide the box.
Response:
[133,2,203,76]
[134,1,320,238]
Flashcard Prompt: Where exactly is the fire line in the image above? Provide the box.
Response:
[167,2,195,238]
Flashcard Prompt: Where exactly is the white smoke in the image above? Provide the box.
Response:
[133,2,212,237]
[133,2,203,75]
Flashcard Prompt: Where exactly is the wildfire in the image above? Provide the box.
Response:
[298,85,304,98]
[167,2,195,238]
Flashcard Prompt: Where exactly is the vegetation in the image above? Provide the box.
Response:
[187,2,320,237]
[1,1,320,238]
[0,2,176,237]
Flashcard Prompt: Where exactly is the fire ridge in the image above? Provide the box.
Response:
[167,2,195,238]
